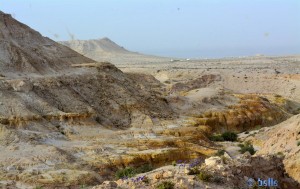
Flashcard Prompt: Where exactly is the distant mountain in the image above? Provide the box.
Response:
[60,37,132,56]
[60,38,170,64]
[0,11,94,75]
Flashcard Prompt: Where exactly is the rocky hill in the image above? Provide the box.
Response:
[60,38,131,56]
[60,38,171,65]
[0,11,94,76]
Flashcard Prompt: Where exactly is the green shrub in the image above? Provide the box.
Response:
[156,181,175,189]
[297,141,300,146]
[135,164,153,173]
[197,171,212,182]
[239,142,256,155]
[115,167,136,179]
[221,131,238,142]
[115,164,153,179]
[209,134,224,141]
[215,149,225,156]
[209,132,238,142]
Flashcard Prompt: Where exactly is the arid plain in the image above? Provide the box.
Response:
[0,11,300,189]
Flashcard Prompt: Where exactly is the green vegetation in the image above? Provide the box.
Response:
[209,131,238,142]
[238,141,256,155]
[297,141,300,146]
[135,164,153,173]
[209,134,224,141]
[156,181,175,189]
[215,149,225,156]
[221,131,238,141]
[115,167,136,179]
[197,171,212,182]
[115,164,153,179]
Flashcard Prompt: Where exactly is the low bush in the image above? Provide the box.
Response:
[156,181,175,189]
[215,149,225,156]
[115,167,136,179]
[221,131,238,142]
[197,171,212,182]
[115,164,153,179]
[209,134,224,141]
[135,164,153,173]
[209,131,238,142]
[297,141,300,146]
[238,142,256,155]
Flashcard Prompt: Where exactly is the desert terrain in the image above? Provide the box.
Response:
[0,11,300,189]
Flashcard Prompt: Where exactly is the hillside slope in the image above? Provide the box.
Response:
[60,38,171,64]
[0,11,94,76]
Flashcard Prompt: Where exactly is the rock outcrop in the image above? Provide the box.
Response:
[246,114,300,183]
[92,154,299,189]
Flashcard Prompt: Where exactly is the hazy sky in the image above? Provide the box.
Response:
[0,0,300,58]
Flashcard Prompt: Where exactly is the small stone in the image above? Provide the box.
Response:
[163,170,174,178]
[184,167,190,174]
[116,179,123,185]
[6,165,16,171]
[205,156,222,167]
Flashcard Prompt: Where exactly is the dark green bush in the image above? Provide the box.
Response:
[297,141,300,146]
[209,131,238,142]
[209,134,224,141]
[239,142,256,155]
[135,164,153,173]
[156,181,175,189]
[221,131,238,142]
[215,149,225,156]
